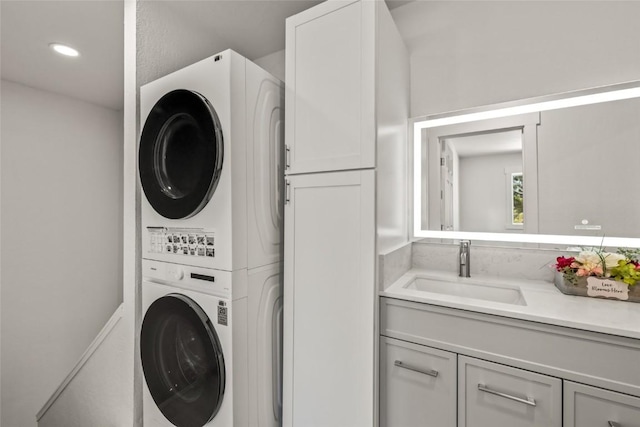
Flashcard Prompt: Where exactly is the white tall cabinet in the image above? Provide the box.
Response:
[283,1,409,426]
[284,171,375,426]
[285,0,375,174]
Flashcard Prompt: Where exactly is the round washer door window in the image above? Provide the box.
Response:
[139,89,223,219]
[141,294,225,427]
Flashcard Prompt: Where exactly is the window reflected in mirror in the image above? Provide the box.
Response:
[510,172,523,227]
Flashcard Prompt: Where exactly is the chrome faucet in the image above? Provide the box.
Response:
[459,240,471,277]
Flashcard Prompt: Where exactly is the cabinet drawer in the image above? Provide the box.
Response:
[380,337,456,427]
[564,381,640,427]
[458,356,561,427]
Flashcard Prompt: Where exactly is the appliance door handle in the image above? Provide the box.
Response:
[608,422,622,427]
[394,360,439,378]
[477,384,536,407]
[273,299,283,421]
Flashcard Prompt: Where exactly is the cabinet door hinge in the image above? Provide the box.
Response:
[440,157,445,166]
[285,145,291,170]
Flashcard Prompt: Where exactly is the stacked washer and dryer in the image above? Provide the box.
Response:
[138,50,284,427]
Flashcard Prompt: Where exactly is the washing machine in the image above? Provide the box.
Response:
[141,260,283,427]
[141,259,248,427]
[139,49,284,272]
[247,264,283,427]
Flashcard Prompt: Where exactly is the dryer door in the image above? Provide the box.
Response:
[139,89,223,219]
[141,294,225,427]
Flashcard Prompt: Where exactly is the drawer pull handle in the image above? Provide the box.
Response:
[608,422,621,427]
[394,360,439,378]
[477,384,536,407]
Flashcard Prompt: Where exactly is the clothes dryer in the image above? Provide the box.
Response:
[140,259,248,427]
[139,49,284,272]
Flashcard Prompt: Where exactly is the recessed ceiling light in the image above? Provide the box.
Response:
[49,43,80,57]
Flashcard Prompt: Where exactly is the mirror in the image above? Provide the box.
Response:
[437,129,523,233]
[413,81,640,248]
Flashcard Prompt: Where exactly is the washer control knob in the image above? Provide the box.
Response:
[170,268,184,281]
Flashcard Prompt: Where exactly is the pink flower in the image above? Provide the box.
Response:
[576,265,603,277]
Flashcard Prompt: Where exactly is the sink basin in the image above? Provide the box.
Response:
[404,277,527,306]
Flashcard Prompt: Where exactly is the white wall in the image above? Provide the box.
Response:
[254,49,285,82]
[0,80,123,427]
[459,152,522,233]
[123,1,140,425]
[37,308,131,427]
[391,1,640,117]
[136,1,230,87]
[376,4,410,254]
[137,2,286,87]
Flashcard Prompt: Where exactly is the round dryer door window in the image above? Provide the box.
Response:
[141,294,225,427]
[139,89,223,219]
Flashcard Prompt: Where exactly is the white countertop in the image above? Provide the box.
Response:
[380,269,640,340]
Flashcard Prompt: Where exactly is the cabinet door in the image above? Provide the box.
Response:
[564,381,640,427]
[380,337,456,427]
[283,170,375,427]
[458,356,562,427]
[285,0,376,174]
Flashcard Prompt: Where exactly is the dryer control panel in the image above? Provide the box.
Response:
[147,227,215,258]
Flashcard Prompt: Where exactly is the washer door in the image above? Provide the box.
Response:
[139,89,223,219]
[141,294,225,427]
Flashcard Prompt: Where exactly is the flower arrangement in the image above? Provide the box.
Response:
[555,248,640,286]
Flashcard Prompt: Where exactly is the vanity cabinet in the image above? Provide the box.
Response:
[380,337,456,427]
[564,381,640,427]
[458,356,561,427]
[379,297,640,426]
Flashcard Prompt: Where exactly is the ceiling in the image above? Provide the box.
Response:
[160,0,326,60]
[448,130,523,158]
[1,1,125,110]
[1,0,411,111]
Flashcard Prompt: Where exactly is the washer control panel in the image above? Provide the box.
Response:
[168,265,184,281]
[147,227,215,258]
[142,259,231,298]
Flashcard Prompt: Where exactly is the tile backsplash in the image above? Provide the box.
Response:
[412,241,564,282]
[378,242,412,290]
[379,241,573,289]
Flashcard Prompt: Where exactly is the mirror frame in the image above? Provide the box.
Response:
[412,80,640,248]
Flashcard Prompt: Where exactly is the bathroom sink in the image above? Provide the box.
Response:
[404,277,527,306]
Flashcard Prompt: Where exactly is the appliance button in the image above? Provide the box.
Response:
[170,268,184,281]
